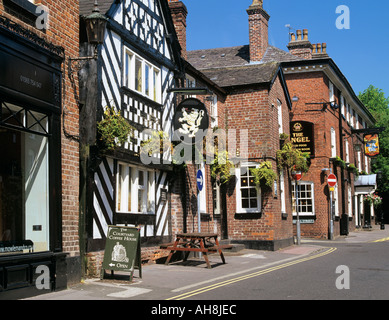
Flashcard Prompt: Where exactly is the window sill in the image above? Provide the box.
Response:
[234,212,262,220]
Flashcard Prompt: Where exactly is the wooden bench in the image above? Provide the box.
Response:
[160,233,229,269]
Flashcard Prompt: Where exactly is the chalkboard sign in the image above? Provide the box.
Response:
[101,226,142,281]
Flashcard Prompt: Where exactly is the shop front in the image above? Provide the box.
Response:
[0,18,66,298]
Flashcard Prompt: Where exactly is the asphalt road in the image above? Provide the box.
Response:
[174,240,389,301]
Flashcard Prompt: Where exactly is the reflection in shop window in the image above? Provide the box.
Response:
[0,102,50,254]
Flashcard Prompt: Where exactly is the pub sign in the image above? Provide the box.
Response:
[290,121,315,158]
[364,134,380,158]
[173,98,209,143]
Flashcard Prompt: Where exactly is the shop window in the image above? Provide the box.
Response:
[292,181,315,216]
[116,163,155,214]
[0,102,50,254]
[236,164,261,213]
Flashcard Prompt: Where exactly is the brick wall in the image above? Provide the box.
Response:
[285,70,369,238]
[224,76,293,247]
[0,0,80,256]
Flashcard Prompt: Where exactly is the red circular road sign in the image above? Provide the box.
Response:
[292,171,302,181]
[328,174,337,187]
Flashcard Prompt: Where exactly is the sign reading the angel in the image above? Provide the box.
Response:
[364,134,380,158]
[173,98,209,144]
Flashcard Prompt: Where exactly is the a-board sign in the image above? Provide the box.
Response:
[101,226,142,280]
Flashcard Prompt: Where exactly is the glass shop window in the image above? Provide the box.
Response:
[0,102,50,255]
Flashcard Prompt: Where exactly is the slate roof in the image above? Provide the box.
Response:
[187,45,300,88]
[79,0,115,16]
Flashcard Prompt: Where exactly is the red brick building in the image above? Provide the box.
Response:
[283,30,376,238]
[182,0,295,250]
[176,0,377,244]
[0,0,80,297]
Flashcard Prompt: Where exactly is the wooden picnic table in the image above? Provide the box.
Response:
[162,233,231,269]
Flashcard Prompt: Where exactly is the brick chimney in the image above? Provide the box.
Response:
[312,43,329,58]
[168,0,188,60]
[247,0,270,62]
[287,29,313,60]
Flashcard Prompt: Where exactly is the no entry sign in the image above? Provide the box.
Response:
[292,171,302,181]
[328,174,337,187]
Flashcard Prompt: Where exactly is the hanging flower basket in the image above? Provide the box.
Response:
[364,193,382,207]
[97,106,134,151]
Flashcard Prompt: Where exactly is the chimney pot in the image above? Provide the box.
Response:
[312,44,317,53]
[250,0,263,7]
[317,43,322,53]
[291,33,296,42]
[296,30,302,41]
[322,43,327,54]
[303,29,308,41]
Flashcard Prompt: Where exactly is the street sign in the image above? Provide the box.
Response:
[291,171,302,181]
[101,226,142,281]
[197,169,204,191]
[328,174,337,187]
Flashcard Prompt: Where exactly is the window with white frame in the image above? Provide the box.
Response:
[348,186,352,217]
[333,184,339,217]
[340,95,345,118]
[346,104,350,123]
[236,164,261,213]
[280,171,286,214]
[355,113,359,129]
[292,181,315,216]
[212,180,221,215]
[364,156,369,173]
[357,151,362,172]
[350,109,355,127]
[210,95,218,128]
[345,140,350,163]
[124,48,161,103]
[277,99,283,135]
[331,127,337,158]
[329,81,335,103]
[116,163,156,214]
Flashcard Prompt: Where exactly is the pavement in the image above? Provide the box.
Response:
[24,224,389,300]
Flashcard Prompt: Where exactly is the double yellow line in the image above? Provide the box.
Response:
[372,237,389,243]
[167,247,337,300]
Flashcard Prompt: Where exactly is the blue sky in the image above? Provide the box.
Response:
[185,0,389,98]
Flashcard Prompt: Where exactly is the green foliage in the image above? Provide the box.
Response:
[250,161,277,191]
[210,150,235,185]
[276,141,309,173]
[97,106,134,151]
[140,130,172,157]
[347,163,359,176]
[333,156,347,169]
[359,85,389,193]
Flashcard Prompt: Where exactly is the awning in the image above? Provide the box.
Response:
[354,174,377,194]
[355,174,377,187]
